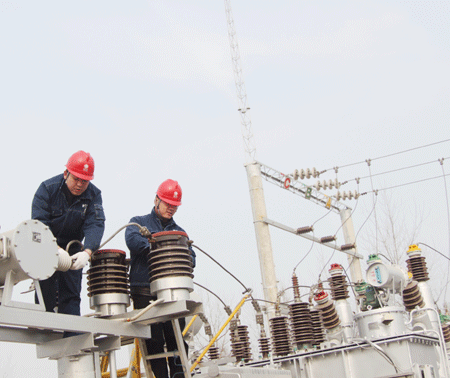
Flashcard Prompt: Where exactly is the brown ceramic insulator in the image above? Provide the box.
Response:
[442,324,450,343]
[147,231,194,282]
[315,299,340,329]
[208,346,220,360]
[289,302,314,346]
[406,256,429,282]
[87,249,130,297]
[258,337,271,359]
[292,274,300,301]
[403,280,424,311]
[310,309,326,346]
[231,325,252,363]
[328,274,349,301]
[269,316,292,356]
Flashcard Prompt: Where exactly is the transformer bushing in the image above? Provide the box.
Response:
[403,280,424,311]
[87,249,130,316]
[310,309,326,346]
[269,315,292,356]
[230,324,252,363]
[314,291,341,330]
[208,345,220,360]
[328,264,349,301]
[289,302,314,349]
[148,231,194,302]
[258,337,271,359]
[406,245,429,282]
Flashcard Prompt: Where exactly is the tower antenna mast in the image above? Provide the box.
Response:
[224,0,256,163]
[224,0,278,318]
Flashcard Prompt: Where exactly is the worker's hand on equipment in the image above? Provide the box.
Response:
[70,251,90,270]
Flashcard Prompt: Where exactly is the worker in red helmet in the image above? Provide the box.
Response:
[125,179,195,378]
[31,151,105,334]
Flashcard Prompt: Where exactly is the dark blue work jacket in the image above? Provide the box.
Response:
[32,173,105,254]
[125,208,196,288]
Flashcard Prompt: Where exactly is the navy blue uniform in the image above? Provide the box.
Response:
[125,208,195,378]
[32,173,105,316]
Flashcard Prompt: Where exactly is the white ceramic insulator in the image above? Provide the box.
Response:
[328,179,334,189]
[343,191,348,200]
[336,191,341,200]
[322,180,328,189]
[335,179,340,189]
[300,169,306,180]
[306,168,311,179]
[312,167,318,178]
[315,180,322,190]
[293,169,299,180]
[57,249,73,272]
[348,191,354,199]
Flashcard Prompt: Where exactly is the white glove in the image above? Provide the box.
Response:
[70,251,90,270]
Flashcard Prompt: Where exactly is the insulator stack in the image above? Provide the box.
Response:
[208,345,220,360]
[310,309,326,346]
[87,249,130,316]
[289,302,314,348]
[294,167,319,180]
[314,291,340,329]
[230,325,252,363]
[258,337,271,359]
[403,280,424,311]
[328,264,349,301]
[442,324,450,343]
[147,231,194,302]
[269,315,292,356]
[406,245,429,282]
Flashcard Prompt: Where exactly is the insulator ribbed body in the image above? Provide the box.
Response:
[406,256,429,282]
[442,324,450,343]
[289,302,313,347]
[329,275,349,301]
[270,316,291,356]
[258,337,271,359]
[230,325,252,363]
[147,231,194,282]
[87,249,129,297]
[208,346,220,360]
[403,280,424,311]
[315,296,341,330]
[310,309,326,346]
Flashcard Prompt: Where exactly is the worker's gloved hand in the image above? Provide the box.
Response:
[70,251,90,270]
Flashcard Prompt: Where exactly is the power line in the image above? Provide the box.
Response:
[360,173,450,194]
[345,157,450,184]
[324,138,450,172]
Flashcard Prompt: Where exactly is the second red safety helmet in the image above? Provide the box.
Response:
[157,179,182,206]
[65,150,95,181]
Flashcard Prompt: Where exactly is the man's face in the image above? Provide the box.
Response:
[64,172,90,196]
[155,197,178,220]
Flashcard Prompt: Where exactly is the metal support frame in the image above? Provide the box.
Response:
[0,294,202,377]
[257,161,349,214]
[1,271,46,311]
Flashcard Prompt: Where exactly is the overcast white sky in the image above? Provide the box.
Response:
[1,1,449,376]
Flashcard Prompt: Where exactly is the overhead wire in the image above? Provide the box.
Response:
[192,244,251,294]
[323,138,450,173]
[438,159,450,303]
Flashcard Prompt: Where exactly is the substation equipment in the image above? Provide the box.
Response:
[0,220,201,378]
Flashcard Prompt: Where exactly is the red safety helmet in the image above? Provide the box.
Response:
[65,151,95,181]
[157,179,182,206]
